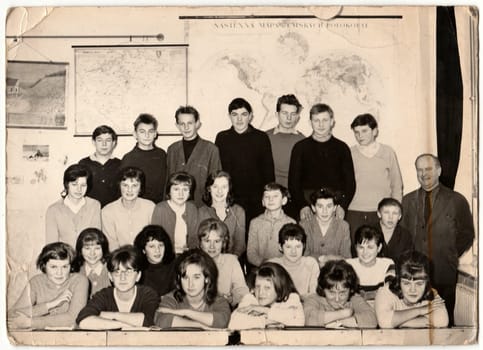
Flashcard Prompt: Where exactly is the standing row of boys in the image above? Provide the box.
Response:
[9,95,474,331]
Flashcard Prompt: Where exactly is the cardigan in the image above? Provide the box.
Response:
[151,200,199,254]
[246,210,296,267]
[303,293,377,328]
[154,292,231,329]
[45,197,101,247]
[269,256,320,297]
[214,254,249,306]
[76,285,159,327]
[9,273,89,329]
[79,264,111,298]
[198,204,246,257]
[300,216,351,259]
[167,138,222,207]
[121,145,167,203]
[101,197,155,250]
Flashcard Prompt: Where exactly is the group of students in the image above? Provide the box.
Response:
[8,95,453,332]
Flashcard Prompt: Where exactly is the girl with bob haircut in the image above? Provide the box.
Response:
[134,225,176,297]
[8,242,89,330]
[45,164,101,247]
[151,171,199,254]
[155,249,231,329]
[197,218,249,306]
[229,262,304,329]
[375,250,448,328]
[199,170,246,257]
[102,166,155,250]
[303,260,376,328]
[72,228,111,297]
[76,245,159,329]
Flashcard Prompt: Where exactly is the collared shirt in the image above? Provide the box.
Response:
[85,263,104,278]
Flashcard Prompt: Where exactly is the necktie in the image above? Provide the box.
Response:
[424,190,432,225]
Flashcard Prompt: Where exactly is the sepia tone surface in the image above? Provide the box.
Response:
[4,5,478,346]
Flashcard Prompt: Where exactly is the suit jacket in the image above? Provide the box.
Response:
[401,185,474,285]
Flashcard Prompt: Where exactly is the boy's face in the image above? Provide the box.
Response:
[93,133,116,157]
[229,107,252,134]
[134,122,157,149]
[262,189,287,211]
[355,238,381,267]
[352,125,377,146]
[310,112,334,139]
[324,282,350,309]
[120,178,141,202]
[311,198,336,222]
[176,113,200,141]
[169,182,190,206]
[109,263,141,293]
[281,238,304,263]
[277,103,300,130]
[378,205,402,230]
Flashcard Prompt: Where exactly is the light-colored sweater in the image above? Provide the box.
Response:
[101,197,155,250]
[349,143,403,211]
[269,256,319,297]
[247,210,296,267]
[214,254,249,306]
[45,197,101,247]
[9,273,89,329]
[346,257,395,300]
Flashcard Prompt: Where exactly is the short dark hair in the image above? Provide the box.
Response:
[415,153,441,168]
[228,97,252,114]
[389,250,434,301]
[107,245,142,272]
[118,166,146,197]
[202,171,235,207]
[353,225,386,255]
[175,105,200,122]
[63,164,92,197]
[309,187,338,206]
[309,103,334,120]
[316,260,359,299]
[174,249,218,305]
[92,125,118,142]
[72,228,110,272]
[263,182,290,200]
[278,223,306,248]
[133,113,158,130]
[134,225,175,266]
[165,171,195,200]
[276,94,302,113]
[377,197,403,213]
[197,218,230,253]
[253,262,297,303]
[36,242,75,273]
[350,113,378,130]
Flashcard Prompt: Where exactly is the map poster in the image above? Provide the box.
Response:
[6,61,68,129]
[74,45,187,135]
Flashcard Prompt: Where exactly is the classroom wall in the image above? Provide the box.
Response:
[5,6,476,306]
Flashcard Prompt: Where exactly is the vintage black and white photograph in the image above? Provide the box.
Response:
[4,4,478,347]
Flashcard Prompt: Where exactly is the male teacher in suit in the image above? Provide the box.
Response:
[401,153,474,326]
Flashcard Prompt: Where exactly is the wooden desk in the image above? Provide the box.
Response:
[8,330,107,346]
[362,328,477,345]
[239,328,362,345]
[106,330,230,346]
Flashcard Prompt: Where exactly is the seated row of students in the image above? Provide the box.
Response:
[8,220,448,331]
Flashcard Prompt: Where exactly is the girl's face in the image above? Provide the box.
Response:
[355,238,381,267]
[169,182,191,206]
[109,263,141,293]
[200,230,224,260]
[120,178,141,202]
[181,263,206,300]
[45,258,71,285]
[254,276,277,306]
[324,282,350,309]
[400,273,428,305]
[281,238,304,263]
[210,176,229,205]
[144,239,165,264]
[81,241,103,267]
[312,198,336,223]
[67,177,88,200]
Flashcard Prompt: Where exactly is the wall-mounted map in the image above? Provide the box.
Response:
[74,46,187,135]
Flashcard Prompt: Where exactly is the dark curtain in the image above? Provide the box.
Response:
[436,6,463,189]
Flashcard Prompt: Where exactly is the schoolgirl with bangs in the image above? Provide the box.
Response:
[375,250,448,328]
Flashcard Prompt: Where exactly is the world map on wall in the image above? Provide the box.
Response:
[191,30,385,135]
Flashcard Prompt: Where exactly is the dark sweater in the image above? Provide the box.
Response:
[215,125,275,221]
[288,136,356,215]
[78,157,121,207]
[140,260,176,298]
[121,145,167,203]
[379,223,414,263]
